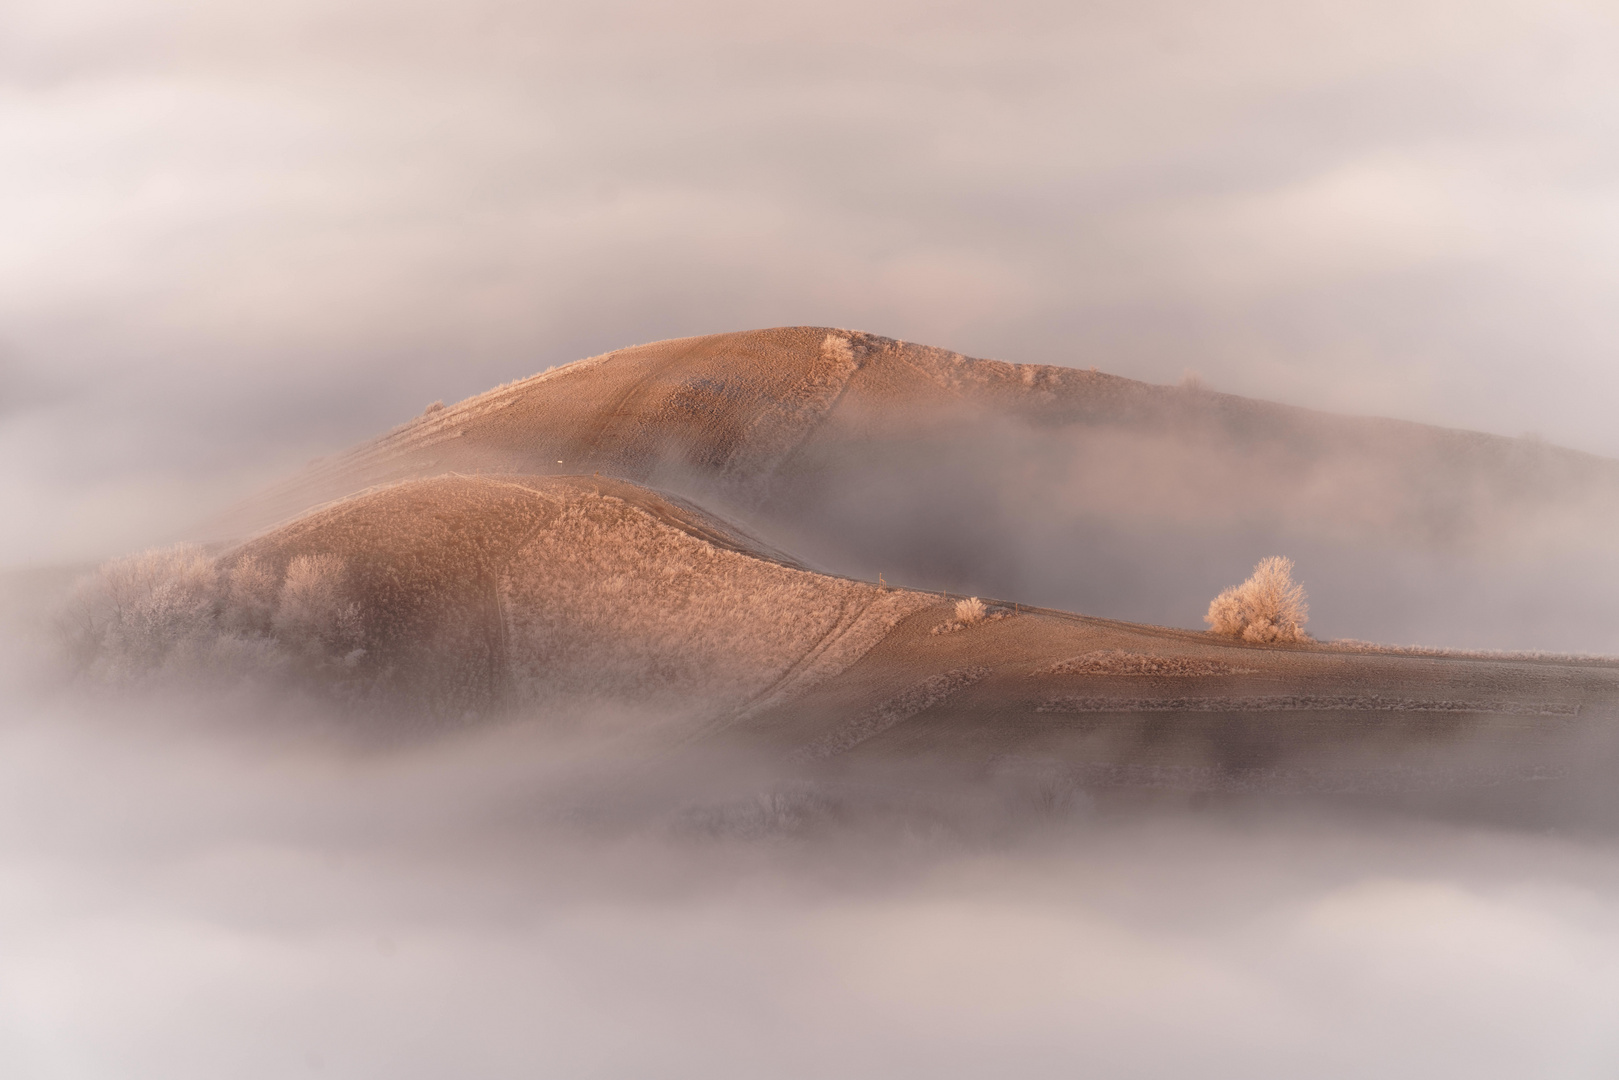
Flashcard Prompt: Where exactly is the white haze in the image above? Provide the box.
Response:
[3,585,1619,1078]
[723,401,1619,652]
[7,3,1619,1072]
[5,0,1619,564]
[6,679,1619,1078]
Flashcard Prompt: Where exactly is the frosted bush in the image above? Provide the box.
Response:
[63,546,366,683]
[955,597,987,626]
[272,554,363,656]
[1205,556,1309,644]
[66,545,223,675]
[224,556,279,634]
[932,596,1012,635]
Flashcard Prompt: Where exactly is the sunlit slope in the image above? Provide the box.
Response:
[215,327,881,535]
[211,327,1619,649]
[218,325,1619,541]
[203,469,1619,792]
[229,474,930,720]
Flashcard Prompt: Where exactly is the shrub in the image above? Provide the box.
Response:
[820,333,855,366]
[62,546,367,682]
[273,554,363,656]
[64,545,223,674]
[954,596,987,626]
[223,556,279,634]
[1205,556,1309,643]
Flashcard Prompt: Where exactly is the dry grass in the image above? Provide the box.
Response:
[73,475,933,718]
[1036,694,1579,715]
[932,597,1012,635]
[1042,650,1255,677]
[490,481,929,714]
[801,667,991,759]
[1206,556,1309,643]
[955,597,986,625]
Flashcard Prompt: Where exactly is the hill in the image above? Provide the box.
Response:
[215,327,1619,540]
[61,468,1619,809]
[206,328,1619,651]
[220,474,930,724]
[734,601,1619,812]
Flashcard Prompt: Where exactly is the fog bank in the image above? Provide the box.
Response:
[7,0,1619,564]
[5,676,1619,1078]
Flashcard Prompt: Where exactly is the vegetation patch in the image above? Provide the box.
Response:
[1041,650,1256,677]
[932,597,1013,635]
[1206,556,1309,643]
[60,545,364,688]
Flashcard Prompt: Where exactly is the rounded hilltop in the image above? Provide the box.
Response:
[207,326,1149,537]
[220,474,930,722]
[215,324,1619,555]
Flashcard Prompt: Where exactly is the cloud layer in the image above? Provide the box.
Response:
[5,690,1619,1077]
[4,0,1619,563]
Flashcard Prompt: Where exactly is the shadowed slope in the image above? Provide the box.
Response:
[728,601,1619,810]
[227,474,931,722]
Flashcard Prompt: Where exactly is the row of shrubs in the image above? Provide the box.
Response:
[62,546,363,683]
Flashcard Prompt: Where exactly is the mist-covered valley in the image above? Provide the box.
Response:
[10,0,1619,1071]
[7,675,1619,1078]
[740,388,1619,653]
[6,439,1619,1076]
[8,326,1619,1077]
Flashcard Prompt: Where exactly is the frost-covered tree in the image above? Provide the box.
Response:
[272,554,364,657]
[1205,556,1309,643]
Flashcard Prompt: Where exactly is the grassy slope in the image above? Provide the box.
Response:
[188,331,1619,783]
[226,470,1619,793]
[231,474,931,721]
[208,326,1619,550]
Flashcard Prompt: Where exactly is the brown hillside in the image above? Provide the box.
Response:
[204,327,1619,650]
[226,474,930,723]
[732,602,1619,803]
[73,469,1619,800]
[213,326,1619,542]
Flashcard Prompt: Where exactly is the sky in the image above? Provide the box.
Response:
[4,0,1619,565]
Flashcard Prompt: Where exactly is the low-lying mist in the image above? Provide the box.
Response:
[713,398,1619,653]
[7,655,1619,1077]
